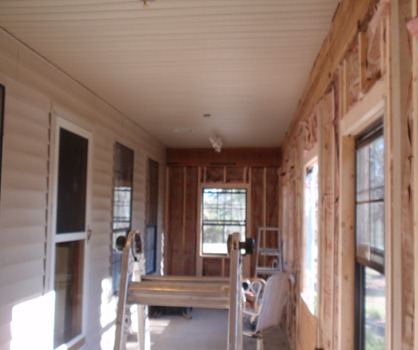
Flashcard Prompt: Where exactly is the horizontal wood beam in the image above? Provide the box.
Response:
[167,148,281,167]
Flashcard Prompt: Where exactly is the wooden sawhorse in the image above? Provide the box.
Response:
[114,231,252,350]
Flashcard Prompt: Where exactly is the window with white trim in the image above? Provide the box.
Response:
[201,187,247,255]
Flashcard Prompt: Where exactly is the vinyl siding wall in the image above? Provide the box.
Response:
[0,28,166,350]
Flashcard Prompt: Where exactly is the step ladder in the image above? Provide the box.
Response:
[255,227,283,277]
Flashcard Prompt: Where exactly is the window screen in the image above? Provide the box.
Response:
[355,124,384,272]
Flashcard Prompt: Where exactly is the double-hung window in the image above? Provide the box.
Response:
[201,187,247,255]
[355,123,385,350]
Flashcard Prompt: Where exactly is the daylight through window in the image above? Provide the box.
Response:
[201,188,247,255]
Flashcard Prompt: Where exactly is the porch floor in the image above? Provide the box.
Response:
[127,308,290,350]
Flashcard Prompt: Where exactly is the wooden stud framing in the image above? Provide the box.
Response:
[341,59,349,117]
[337,135,356,350]
[388,0,411,347]
[413,0,418,347]
[359,30,368,94]
[182,167,187,253]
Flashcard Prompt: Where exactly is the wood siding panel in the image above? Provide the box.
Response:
[0,91,49,308]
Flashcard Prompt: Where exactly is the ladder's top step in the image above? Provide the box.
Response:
[258,248,280,255]
[140,275,229,284]
[127,280,230,309]
[129,280,229,295]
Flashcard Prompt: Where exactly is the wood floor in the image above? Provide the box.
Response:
[127,308,290,350]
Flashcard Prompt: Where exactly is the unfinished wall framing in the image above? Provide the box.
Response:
[279,0,417,348]
[165,148,281,278]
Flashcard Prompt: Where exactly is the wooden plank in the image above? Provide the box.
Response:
[167,148,281,167]
[413,0,418,348]
[337,136,356,350]
[387,0,412,348]
[141,275,229,283]
[128,280,230,310]
[298,299,318,350]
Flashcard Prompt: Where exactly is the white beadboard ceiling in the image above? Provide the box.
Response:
[0,0,339,149]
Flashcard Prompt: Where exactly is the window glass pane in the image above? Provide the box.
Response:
[356,147,370,203]
[202,188,246,255]
[145,225,157,274]
[356,203,370,260]
[56,129,88,233]
[54,241,84,348]
[355,123,385,350]
[356,130,384,270]
[364,266,385,350]
[370,137,385,201]
[303,161,318,314]
[112,143,134,293]
[146,159,159,274]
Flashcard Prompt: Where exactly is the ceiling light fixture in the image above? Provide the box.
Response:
[209,134,223,153]
[141,0,154,8]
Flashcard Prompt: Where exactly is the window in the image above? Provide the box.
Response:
[302,159,318,314]
[355,124,385,350]
[53,121,91,349]
[145,159,159,274]
[112,143,134,294]
[201,187,247,255]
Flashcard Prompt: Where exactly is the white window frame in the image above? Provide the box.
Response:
[198,183,250,257]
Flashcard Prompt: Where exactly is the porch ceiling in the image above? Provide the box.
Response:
[0,0,339,148]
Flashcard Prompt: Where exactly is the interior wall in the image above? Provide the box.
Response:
[165,148,281,278]
[280,0,416,349]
